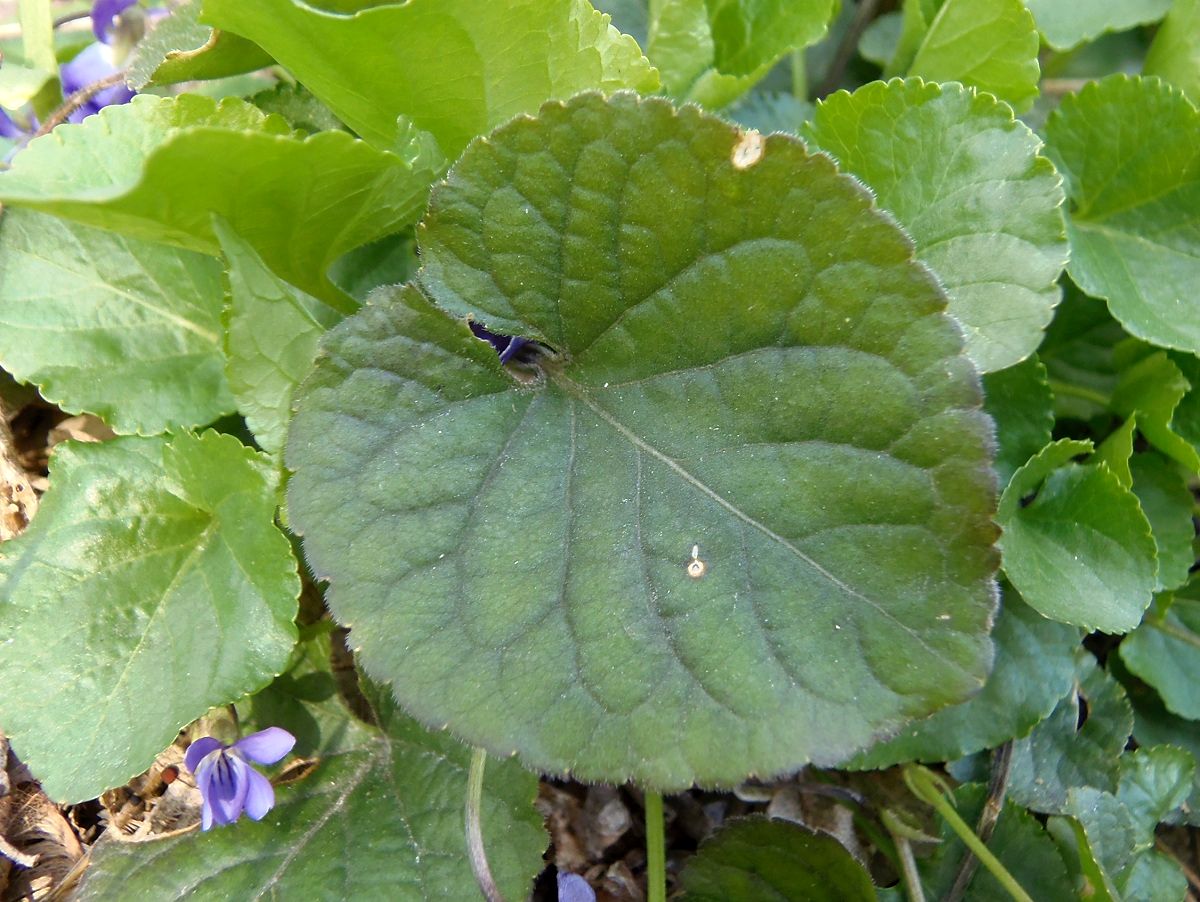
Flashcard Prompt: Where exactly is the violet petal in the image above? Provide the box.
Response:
[60,43,120,95]
[557,872,596,902]
[207,753,250,826]
[193,755,217,831]
[0,110,25,139]
[185,737,223,774]
[234,727,296,766]
[91,0,139,43]
[242,766,276,821]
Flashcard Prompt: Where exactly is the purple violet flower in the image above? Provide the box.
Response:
[184,727,296,830]
[91,0,141,43]
[557,872,596,902]
[59,42,135,122]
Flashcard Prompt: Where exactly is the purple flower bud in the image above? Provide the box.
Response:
[91,0,140,43]
[184,727,296,831]
[468,321,531,364]
[557,872,596,902]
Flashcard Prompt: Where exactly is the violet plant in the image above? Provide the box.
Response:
[0,0,1196,899]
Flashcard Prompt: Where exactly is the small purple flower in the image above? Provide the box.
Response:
[184,727,296,831]
[91,0,141,43]
[557,872,596,902]
[59,42,135,122]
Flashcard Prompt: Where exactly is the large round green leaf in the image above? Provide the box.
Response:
[287,93,999,790]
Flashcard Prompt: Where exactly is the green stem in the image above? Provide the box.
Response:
[466,747,503,902]
[791,49,807,100]
[1046,379,1110,409]
[645,790,667,902]
[904,766,1034,902]
[895,833,926,902]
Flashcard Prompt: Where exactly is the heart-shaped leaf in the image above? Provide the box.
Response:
[1044,75,1200,357]
[804,79,1067,374]
[287,93,999,789]
[997,439,1157,632]
[0,208,232,435]
[0,431,299,802]
[677,816,875,900]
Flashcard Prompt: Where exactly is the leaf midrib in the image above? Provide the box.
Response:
[549,370,982,683]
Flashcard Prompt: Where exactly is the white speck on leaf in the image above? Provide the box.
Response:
[732,130,765,169]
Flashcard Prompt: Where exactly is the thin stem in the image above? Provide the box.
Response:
[645,790,667,902]
[946,741,1014,902]
[790,49,807,101]
[1046,379,1111,409]
[814,0,881,99]
[904,766,1035,902]
[466,747,503,902]
[895,833,926,902]
[1041,78,1091,97]
[34,71,129,138]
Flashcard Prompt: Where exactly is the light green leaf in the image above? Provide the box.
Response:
[649,0,835,107]
[1065,787,1140,879]
[0,431,299,802]
[921,784,1075,902]
[1112,348,1200,474]
[1006,652,1133,814]
[1117,745,1196,846]
[127,0,273,89]
[217,221,341,455]
[1127,677,1200,826]
[1121,594,1200,720]
[678,816,875,901]
[0,94,435,311]
[1047,815,1120,902]
[1145,0,1200,105]
[848,589,1079,768]
[1117,851,1190,902]
[804,79,1066,373]
[859,11,902,68]
[1129,454,1196,592]
[18,0,56,81]
[76,680,545,900]
[1096,417,1137,489]
[1044,75,1200,357]
[1025,0,1172,51]
[997,439,1157,632]
[0,61,54,110]
[288,93,1000,790]
[0,208,232,435]
[908,0,1040,110]
[250,83,346,135]
[201,0,660,155]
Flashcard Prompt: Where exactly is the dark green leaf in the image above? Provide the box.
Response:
[1117,851,1189,902]
[984,355,1054,487]
[1130,454,1196,592]
[1038,284,1126,422]
[1064,787,1140,879]
[0,432,299,802]
[1044,75,1200,357]
[848,589,1079,768]
[200,0,660,155]
[1005,652,1133,814]
[677,816,875,901]
[1117,745,1195,846]
[0,208,232,435]
[997,439,1157,632]
[804,79,1067,373]
[920,784,1075,902]
[288,93,1000,789]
